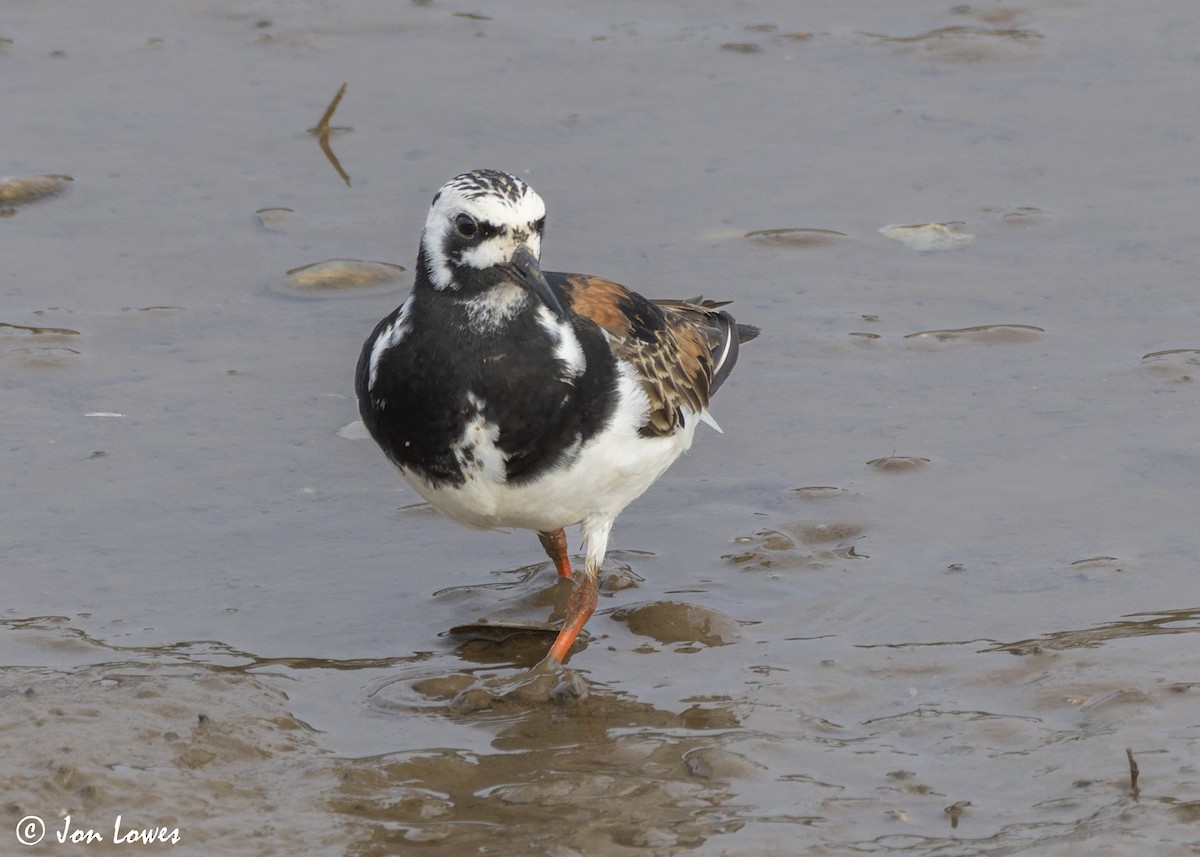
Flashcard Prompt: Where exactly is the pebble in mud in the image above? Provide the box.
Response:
[903,323,1044,344]
[411,673,477,700]
[680,705,740,729]
[446,667,589,713]
[445,619,560,646]
[450,687,497,714]
[271,259,409,299]
[1141,348,1200,383]
[790,485,854,500]
[865,24,1043,62]
[610,601,740,647]
[720,42,761,53]
[983,205,1051,226]
[450,631,564,669]
[880,221,974,251]
[845,323,1045,346]
[0,174,72,206]
[745,228,849,247]
[1069,556,1124,575]
[794,521,865,545]
[683,747,764,781]
[627,827,677,847]
[598,562,644,591]
[254,207,293,231]
[2,319,83,368]
[725,521,867,572]
[866,455,931,473]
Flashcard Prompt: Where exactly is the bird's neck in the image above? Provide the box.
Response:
[413,248,537,335]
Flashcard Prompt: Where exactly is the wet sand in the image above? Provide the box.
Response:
[4,1,1199,854]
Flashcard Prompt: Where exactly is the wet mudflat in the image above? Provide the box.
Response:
[3,1,1199,854]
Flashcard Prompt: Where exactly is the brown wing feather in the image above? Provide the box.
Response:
[555,273,745,437]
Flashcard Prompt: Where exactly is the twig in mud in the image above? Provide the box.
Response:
[944,800,971,829]
[308,82,352,187]
[310,82,349,136]
[1126,747,1140,798]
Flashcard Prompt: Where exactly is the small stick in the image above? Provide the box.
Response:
[944,800,970,829]
[308,83,352,187]
[309,82,349,135]
[1126,747,1140,797]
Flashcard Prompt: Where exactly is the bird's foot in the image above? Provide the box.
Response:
[449,659,587,713]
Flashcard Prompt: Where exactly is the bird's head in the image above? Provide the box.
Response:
[419,169,563,320]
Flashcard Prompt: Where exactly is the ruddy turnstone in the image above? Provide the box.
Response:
[356,169,757,665]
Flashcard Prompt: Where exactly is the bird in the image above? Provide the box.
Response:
[356,169,757,667]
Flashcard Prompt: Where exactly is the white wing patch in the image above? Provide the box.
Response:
[536,306,586,379]
[368,296,413,390]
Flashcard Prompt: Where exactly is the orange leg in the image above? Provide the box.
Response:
[537,528,573,578]
[546,571,599,664]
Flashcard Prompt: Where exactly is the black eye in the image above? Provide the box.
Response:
[454,213,478,238]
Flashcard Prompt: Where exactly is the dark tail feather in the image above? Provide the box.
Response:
[736,322,760,344]
[711,311,742,394]
[675,296,759,345]
[652,296,759,394]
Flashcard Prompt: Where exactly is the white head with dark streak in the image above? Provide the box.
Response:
[419,170,560,322]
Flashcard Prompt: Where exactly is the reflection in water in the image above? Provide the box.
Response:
[337,683,747,856]
[5,600,1200,856]
[2,615,750,855]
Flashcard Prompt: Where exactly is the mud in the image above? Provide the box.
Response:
[4,1,1200,854]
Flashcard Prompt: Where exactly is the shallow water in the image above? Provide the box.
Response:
[4,1,1199,854]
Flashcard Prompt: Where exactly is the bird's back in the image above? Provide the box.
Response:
[551,272,759,437]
